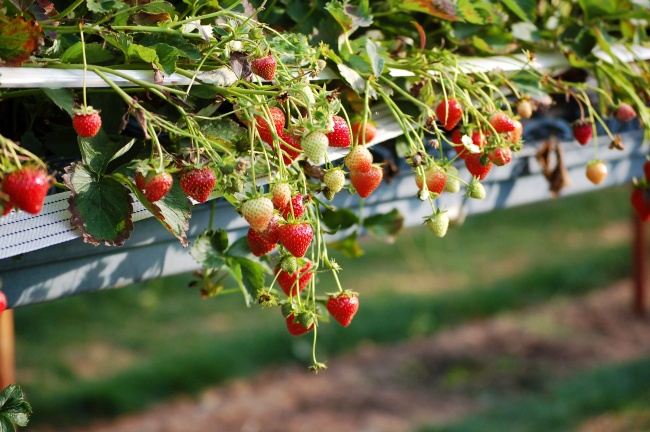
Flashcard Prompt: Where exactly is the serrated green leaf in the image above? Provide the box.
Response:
[64,163,133,246]
[102,32,131,60]
[139,33,201,60]
[60,42,114,64]
[152,43,178,75]
[43,87,75,116]
[578,0,619,21]
[321,208,359,232]
[363,208,404,242]
[329,230,363,258]
[227,235,251,257]
[500,0,536,22]
[200,118,246,148]
[190,229,229,267]
[0,15,42,67]
[87,0,126,13]
[365,39,384,77]
[511,22,540,42]
[128,43,159,64]
[0,416,14,432]
[400,0,457,20]
[337,63,365,94]
[79,130,127,175]
[114,172,191,246]
[231,255,267,299]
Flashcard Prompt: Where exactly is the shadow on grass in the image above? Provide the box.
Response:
[421,356,650,432]
[28,242,631,427]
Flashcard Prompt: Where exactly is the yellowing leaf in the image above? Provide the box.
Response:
[0,15,43,66]
[400,0,457,21]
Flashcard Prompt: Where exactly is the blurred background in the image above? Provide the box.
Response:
[15,185,650,432]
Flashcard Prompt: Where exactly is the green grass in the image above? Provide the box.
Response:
[13,186,638,426]
[421,357,650,432]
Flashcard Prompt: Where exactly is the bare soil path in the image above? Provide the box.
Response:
[38,280,650,432]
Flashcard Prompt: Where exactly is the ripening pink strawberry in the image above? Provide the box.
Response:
[241,196,274,232]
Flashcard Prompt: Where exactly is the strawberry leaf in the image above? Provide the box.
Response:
[329,230,364,258]
[399,0,457,20]
[321,208,359,232]
[0,14,43,66]
[43,87,75,116]
[64,163,134,247]
[79,130,130,175]
[152,43,178,75]
[60,42,115,64]
[113,173,191,247]
[190,229,229,268]
[363,208,404,242]
[0,385,32,430]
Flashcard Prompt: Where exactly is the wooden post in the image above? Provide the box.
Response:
[632,212,648,317]
[0,309,15,389]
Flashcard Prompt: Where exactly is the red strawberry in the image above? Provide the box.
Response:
[1,199,13,216]
[465,153,493,180]
[285,313,313,336]
[0,291,6,314]
[72,106,102,138]
[2,166,50,214]
[487,147,512,166]
[259,215,281,244]
[279,222,313,257]
[326,116,351,148]
[134,171,146,190]
[615,103,636,122]
[350,165,383,198]
[143,171,173,202]
[251,54,277,81]
[280,193,306,220]
[644,160,650,182]
[345,146,373,173]
[351,121,377,144]
[585,161,607,185]
[278,131,302,165]
[275,261,314,296]
[573,119,593,145]
[250,107,285,144]
[415,165,446,196]
[247,228,276,256]
[436,99,463,130]
[489,112,516,134]
[326,292,359,327]
[241,196,274,232]
[631,188,650,222]
[180,166,216,203]
[271,182,291,209]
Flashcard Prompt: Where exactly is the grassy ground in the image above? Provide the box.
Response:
[13,185,639,427]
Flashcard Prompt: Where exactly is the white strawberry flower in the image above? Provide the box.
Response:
[461,134,481,154]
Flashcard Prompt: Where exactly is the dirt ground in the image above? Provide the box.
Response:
[40,280,650,432]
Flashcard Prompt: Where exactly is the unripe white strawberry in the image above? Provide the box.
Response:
[466,179,486,200]
[241,196,274,232]
[324,169,346,194]
[444,166,461,193]
[302,131,329,164]
[426,211,449,237]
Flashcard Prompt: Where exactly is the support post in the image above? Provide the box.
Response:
[0,309,15,389]
[632,212,648,317]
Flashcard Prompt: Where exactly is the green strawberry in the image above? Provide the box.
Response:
[444,165,461,193]
[425,211,449,237]
[466,179,486,199]
[302,131,329,164]
[323,168,346,194]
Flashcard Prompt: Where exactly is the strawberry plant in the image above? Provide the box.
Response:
[1,0,650,371]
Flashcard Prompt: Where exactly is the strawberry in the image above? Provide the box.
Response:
[489,112,516,134]
[72,106,102,138]
[302,131,329,164]
[644,160,650,182]
[350,165,383,198]
[180,166,216,203]
[279,221,313,257]
[250,107,285,144]
[271,182,291,209]
[251,54,277,81]
[1,199,13,216]
[324,168,346,194]
[436,99,463,130]
[134,171,146,190]
[415,165,446,196]
[2,166,50,214]
[615,103,636,122]
[351,120,377,144]
[278,131,302,165]
[517,100,533,119]
[466,179,486,200]
[506,119,523,144]
[345,145,373,173]
[280,193,306,220]
[247,228,276,257]
[425,210,449,238]
[632,188,650,222]
[465,153,492,180]
[586,161,608,185]
[143,171,173,202]
[487,147,512,166]
[326,292,359,327]
[573,119,593,145]
[241,196,274,232]
[258,215,281,244]
[285,313,314,336]
[0,291,6,314]
[326,116,351,148]
[444,165,461,193]
[275,260,313,296]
